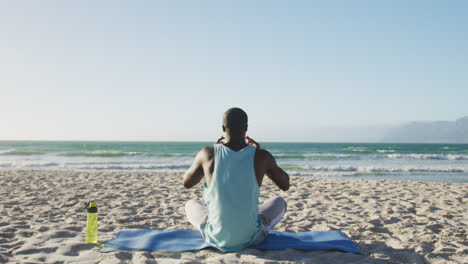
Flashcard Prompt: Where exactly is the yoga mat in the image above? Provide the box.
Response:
[101,229,361,254]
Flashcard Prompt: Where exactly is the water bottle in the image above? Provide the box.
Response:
[86,201,98,243]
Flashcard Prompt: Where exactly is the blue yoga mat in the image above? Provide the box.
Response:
[101,229,361,254]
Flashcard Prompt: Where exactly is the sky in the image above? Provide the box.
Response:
[1,1,467,142]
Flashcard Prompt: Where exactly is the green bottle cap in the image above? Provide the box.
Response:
[86,201,98,213]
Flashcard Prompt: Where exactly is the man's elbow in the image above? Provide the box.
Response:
[281,174,290,191]
[183,179,192,189]
[182,175,191,189]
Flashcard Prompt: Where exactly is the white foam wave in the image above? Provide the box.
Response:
[0,161,13,167]
[0,149,15,154]
[0,161,59,168]
[343,147,369,152]
[303,165,468,173]
[387,153,468,160]
[74,163,190,170]
[286,166,468,178]
[2,156,467,177]
[0,160,191,171]
[377,149,396,153]
[274,153,353,159]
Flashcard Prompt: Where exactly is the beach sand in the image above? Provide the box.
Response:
[0,170,466,263]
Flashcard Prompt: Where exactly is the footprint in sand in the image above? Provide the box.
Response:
[15,247,58,255]
[62,243,95,256]
[49,231,77,239]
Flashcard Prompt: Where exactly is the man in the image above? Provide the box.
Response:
[183,107,290,251]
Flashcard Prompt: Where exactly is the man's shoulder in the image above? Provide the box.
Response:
[198,146,215,160]
[255,148,274,161]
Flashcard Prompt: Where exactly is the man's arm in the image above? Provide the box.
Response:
[183,147,208,189]
[264,151,290,191]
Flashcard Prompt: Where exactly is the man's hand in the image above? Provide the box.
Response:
[245,136,260,149]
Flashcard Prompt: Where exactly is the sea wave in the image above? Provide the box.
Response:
[60,151,144,157]
[274,153,353,160]
[0,161,59,168]
[287,171,354,177]
[377,149,396,153]
[74,163,190,170]
[285,165,468,178]
[0,162,13,167]
[1,160,467,175]
[341,147,375,153]
[278,164,308,170]
[1,149,45,156]
[0,161,190,171]
[148,153,197,158]
[303,165,468,173]
[387,153,468,160]
[60,151,195,158]
[0,149,14,154]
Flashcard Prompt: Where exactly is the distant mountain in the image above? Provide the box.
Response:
[381,116,468,143]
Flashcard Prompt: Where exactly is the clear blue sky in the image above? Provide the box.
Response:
[1,1,467,141]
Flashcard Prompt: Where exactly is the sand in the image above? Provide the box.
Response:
[0,170,467,263]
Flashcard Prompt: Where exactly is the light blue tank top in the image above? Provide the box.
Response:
[203,144,263,251]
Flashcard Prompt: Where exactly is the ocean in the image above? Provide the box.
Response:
[1,141,467,183]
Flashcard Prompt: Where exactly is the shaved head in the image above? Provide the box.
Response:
[223,107,248,135]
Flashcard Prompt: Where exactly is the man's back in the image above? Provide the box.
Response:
[183,141,290,191]
[202,143,263,251]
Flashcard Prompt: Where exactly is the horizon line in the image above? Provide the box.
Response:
[0,139,467,144]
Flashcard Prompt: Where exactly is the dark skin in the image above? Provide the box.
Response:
[183,125,290,191]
